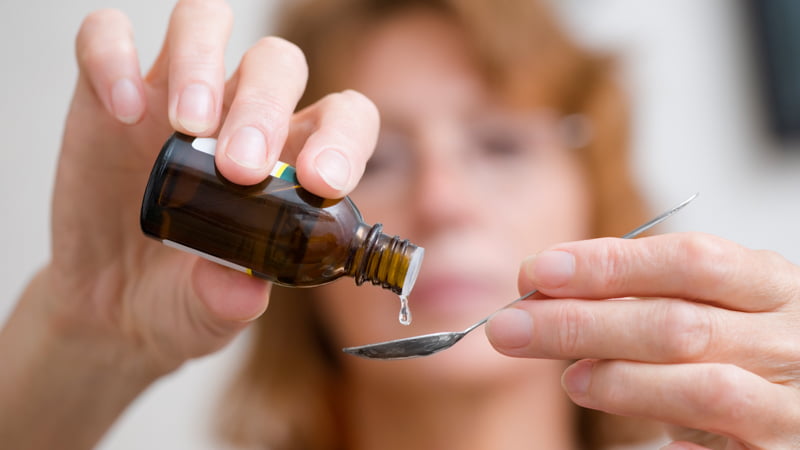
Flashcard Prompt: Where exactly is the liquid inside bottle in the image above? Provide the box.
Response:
[140,133,424,310]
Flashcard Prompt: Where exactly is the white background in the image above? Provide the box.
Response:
[1,1,799,448]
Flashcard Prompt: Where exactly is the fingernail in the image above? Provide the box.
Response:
[177,83,214,134]
[110,78,144,124]
[523,250,575,289]
[225,126,268,170]
[486,308,533,351]
[660,443,696,450]
[562,360,593,395]
[314,149,350,191]
[237,300,270,323]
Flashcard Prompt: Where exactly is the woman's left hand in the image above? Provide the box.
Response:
[486,232,800,449]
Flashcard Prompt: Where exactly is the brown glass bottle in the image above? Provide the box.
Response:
[140,132,424,296]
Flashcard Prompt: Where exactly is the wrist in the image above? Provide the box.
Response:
[42,265,174,380]
[0,267,164,449]
[38,264,179,379]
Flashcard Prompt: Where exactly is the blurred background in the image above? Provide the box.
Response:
[1,1,798,448]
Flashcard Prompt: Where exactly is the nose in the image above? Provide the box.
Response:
[408,133,478,236]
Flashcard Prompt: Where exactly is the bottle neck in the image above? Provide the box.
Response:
[348,223,424,296]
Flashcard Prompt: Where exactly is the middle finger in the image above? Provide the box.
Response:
[159,0,234,135]
[486,297,798,377]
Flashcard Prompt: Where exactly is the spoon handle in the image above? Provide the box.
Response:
[463,291,536,334]
[465,193,699,335]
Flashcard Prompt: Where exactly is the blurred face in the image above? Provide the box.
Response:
[315,10,592,385]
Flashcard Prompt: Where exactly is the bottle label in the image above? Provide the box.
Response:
[190,136,298,184]
[163,239,254,276]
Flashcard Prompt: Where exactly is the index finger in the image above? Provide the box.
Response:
[518,232,797,312]
[148,0,233,135]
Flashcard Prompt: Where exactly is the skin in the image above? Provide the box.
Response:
[488,234,800,449]
[313,11,588,450]
[2,1,800,449]
[0,1,377,448]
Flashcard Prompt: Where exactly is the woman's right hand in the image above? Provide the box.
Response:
[1,3,377,446]
[42,0,379,374]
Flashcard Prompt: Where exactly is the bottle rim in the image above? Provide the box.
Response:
[401,246,425,297]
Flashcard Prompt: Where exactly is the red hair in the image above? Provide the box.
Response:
[218,1,657,448]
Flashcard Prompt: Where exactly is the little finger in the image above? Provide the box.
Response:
[75,9,145,124]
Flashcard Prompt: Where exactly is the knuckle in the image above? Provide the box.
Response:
[595,361,631,405]
[175,40,222,63]
[657,301,713,361]
[251,36,308,73]
[315,90,378,122]
[693,364,753,423]
[170,0,232,61]
[340,89,379,116]
[79,8,127,31]
[319,91,355,113]
[316,92,367,135]
[751,248,799,306]
[177,0,233,23]
[210,0,234,23]
[76,9,132,61]
[674,232,733,285]
[594,237,630,292]
[554,303,592,357]
[340,90,381,133]
[235,94,289,123]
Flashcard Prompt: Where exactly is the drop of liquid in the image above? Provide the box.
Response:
[398,294,412,326]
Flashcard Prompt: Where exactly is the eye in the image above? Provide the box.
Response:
[473,130,525,158]
[467,120,532,163]
[363,129,412,178]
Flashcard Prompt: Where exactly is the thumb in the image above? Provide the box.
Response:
[188,258,271,337]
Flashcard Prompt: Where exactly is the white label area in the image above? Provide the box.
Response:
[191,137,218,155]
[190,136,293,181]
[163,239,252,275]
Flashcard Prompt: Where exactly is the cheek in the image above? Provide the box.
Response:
[493,157,593,255]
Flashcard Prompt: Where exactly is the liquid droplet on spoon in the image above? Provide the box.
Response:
[398,295,412,326]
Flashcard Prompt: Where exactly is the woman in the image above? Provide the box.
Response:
[2,0,800,449]
[220,1,654,448]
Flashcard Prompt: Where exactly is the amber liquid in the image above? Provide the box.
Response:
[141,133,367,287]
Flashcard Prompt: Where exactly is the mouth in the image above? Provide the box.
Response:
[406,272,509,317]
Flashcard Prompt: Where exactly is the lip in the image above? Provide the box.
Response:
[407,272,508,315]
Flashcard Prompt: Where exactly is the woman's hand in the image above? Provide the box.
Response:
[486,232,800,449]
[47,0,379,375]
[1,3,378,446]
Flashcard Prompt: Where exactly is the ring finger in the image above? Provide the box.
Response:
[214,36,308,186]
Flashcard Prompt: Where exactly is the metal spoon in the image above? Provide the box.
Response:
[342,193,698,360]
